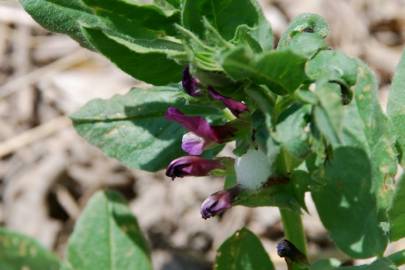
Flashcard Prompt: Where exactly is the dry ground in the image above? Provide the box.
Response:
[0,0,404,269]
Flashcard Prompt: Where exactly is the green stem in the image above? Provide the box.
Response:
[279,208,307,255]
[279,208,308,270]
[387,249,405,266]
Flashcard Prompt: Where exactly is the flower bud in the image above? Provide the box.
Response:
[182,66,201,96]
[165,156,224,180]
[277,239,309,266]
[208,87,248,117]
[200,186,240,219]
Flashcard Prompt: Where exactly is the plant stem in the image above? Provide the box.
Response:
[279,208,307,255]
[279,208,308,270]
[387,249,405,266]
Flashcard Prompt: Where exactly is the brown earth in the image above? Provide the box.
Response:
[0,0,404,269]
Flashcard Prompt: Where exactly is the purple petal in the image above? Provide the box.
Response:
[208,87,248,117]
[182,132,206,155]
[165,156,223,180]
[200,186,240,219]
[182,66,201,96]
[165,107,219,142]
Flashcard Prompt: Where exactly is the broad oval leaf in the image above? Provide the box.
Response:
[0,228,60,270]
[312,147,389,258]
[82,0,179,28]
[215,228,274,270]
[21,0,97,48]
[82,27,183,85]
[65,191,152,270]
[22,0,185,85]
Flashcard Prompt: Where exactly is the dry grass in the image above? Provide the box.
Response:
[0,0,404,269]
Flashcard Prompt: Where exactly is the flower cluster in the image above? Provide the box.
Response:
[164,66,249,219]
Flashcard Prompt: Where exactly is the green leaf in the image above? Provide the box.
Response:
[312,147,388,258]
[247,85,310,175]
[0,228,60,270]
[388,174,405,241]
[71,85,225,171]
[353,62,397,210]
[82,27,182,85]
[65,191,152,270]
[387,50,405,165]
[157,0,181,9]
[265,105,311,175]
[339,102,369,148]
[82,0,179,26]
[306,50,358,87]
[21,0,179,42]
[279,32,328,59]
[310,258,397,270]
[362,259,397,270]
[222,47,308,95]
[310,259,341,270]
[273,104,311,162]
[234,171,310,211]
[182,0,271,45]
[313,81,344,146]
[232,25,264,53]
[278,13,329,50]
[22,0,185,85]
[346,259,397,270]
[21,0,97,48]
[214,228,274,270]
[231,19,274,52]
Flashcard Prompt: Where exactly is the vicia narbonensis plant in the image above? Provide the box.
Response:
[5,0,405,269]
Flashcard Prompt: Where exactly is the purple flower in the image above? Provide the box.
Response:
[182,66,201,96]
[208,87,248,117]
[166,107,237,155]
[181,132,210,156]
[165,156,223,180]
[165,107,219,141]
[200,186,240,219]
[277,239,308,266]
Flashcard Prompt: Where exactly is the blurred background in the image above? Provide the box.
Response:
[0,0,404,269]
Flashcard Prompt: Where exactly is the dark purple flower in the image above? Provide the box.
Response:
[165,107,219,142]
[200,186,240,219]
[182,66,201,96]
[165,156,223,180]
[166,107,239,155]
[277,239,308,266]
[208,87,248,117]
